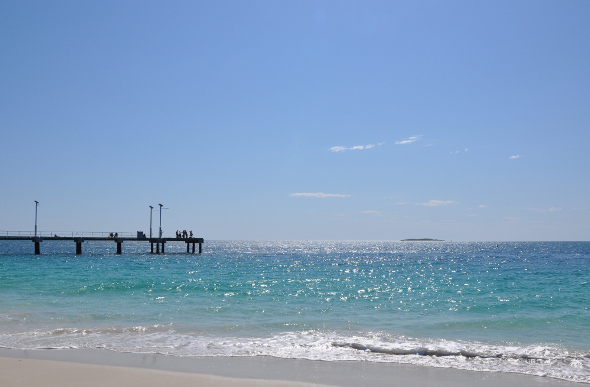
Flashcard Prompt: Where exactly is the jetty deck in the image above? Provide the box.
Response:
[0,232,204,255]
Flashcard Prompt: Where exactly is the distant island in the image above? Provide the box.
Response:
[401,238,444,242]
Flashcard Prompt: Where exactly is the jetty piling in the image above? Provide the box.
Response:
[75,238,83,254]
[34,237,41,255]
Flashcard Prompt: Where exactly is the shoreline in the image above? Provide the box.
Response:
[0,348,583,387]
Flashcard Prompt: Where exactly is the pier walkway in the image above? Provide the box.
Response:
[0,231,204,255]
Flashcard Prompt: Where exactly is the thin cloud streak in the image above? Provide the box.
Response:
[329,143,383,152]
[290,192,351,198]
[504,217,521,222]
[524,207,562,213]
[395,136,420,145]
[417,200,458,207]
[510,155,522,159]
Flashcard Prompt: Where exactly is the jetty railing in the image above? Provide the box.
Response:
[0,231,139,238]
[0,231,204,255]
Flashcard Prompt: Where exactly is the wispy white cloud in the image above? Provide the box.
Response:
[504,217,520,222]
[361,210,381,214]
[417,200,458,207]
[329,143,383,152]
[290,192,351,198]
[478,204,487,208]
[524,207,562,213]
[524,207,562,212]
[510,155,522,159]
[330,146,347,152]
[395,136,420,145]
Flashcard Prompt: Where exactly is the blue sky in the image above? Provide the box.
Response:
[1,1,589,241]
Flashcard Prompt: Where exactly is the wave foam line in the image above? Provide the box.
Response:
[332,342,589,362]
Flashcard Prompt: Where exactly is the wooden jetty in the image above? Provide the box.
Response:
[0,232,204,255]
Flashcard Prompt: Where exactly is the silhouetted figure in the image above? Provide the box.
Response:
[109,233,114,238]
[189,230,193,238]
[183,230,187,238]
[114,232,118,238]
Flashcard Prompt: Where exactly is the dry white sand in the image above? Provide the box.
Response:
[0,349,582,387]
[0,357,324,387]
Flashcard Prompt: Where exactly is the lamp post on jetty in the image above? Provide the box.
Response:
[149,205,153,239]
[34,200,39,238]
[158,203,163,238]
[156,203,169,254]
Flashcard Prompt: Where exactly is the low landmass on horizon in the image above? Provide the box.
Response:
[401,238,444,241]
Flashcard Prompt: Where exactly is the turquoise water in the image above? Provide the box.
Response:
[1,241,589,382]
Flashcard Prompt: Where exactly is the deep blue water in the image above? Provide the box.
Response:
[1,241,589,382]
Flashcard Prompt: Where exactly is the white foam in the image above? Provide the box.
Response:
[1,328,588,383]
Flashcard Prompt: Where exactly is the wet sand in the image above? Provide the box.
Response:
[0,349,581,387]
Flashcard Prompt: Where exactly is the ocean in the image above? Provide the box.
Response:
[0,240,589,383]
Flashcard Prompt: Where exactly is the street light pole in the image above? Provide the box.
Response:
[149,205,153,239]
[158,203,163,239]
[34,201,39,238]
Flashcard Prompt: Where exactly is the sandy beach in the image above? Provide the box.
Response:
[0,349,582,387]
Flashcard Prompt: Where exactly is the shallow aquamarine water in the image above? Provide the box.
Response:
[1,241,589,382]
